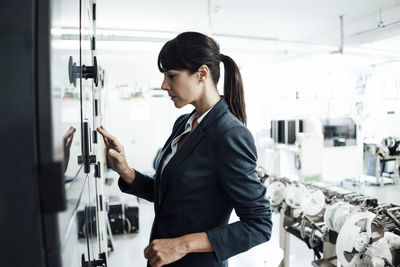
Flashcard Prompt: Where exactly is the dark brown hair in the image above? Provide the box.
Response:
[157,32,247,125]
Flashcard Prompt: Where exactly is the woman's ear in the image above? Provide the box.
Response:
[197,65,210,83]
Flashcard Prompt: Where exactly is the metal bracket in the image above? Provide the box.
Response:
[93,3,96,21]
[78,121,97,173]
[94,99,99,116]
[94,162,101,178]
[91,36,96,51]
[93,130,98,144]
[81,252,107,267]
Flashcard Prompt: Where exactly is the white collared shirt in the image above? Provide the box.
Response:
[160,108,213,175]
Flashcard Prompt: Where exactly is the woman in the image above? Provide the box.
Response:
[97,32,272,267]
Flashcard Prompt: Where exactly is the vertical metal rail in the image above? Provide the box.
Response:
[91,0,109,257]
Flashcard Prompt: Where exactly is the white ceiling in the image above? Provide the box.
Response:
[95,0,400,47]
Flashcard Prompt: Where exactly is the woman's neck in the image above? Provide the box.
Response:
[193,88,221,119]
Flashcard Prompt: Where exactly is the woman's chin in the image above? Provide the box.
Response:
[173,100,187,109]
[174,102,184,108]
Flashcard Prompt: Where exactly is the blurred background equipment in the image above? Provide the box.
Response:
[364,136,400,185]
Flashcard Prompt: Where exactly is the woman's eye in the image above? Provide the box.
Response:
[167,74,176,80]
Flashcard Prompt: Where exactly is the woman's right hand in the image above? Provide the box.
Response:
[97,126,131,176]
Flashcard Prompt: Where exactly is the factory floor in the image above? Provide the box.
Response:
[107,181,400,267]
[340,179,400,205]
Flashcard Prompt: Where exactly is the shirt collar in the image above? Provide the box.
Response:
[185,106,213,129]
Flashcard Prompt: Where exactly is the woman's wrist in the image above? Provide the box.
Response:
[179,232,213,253]
[120,167,136,184]
[176,236,191,255]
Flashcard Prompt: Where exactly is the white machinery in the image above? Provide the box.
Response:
[265,176,400,267]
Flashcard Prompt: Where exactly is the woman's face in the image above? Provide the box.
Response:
[161,69,201,108]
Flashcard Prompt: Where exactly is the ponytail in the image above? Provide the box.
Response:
[220,54,247,125]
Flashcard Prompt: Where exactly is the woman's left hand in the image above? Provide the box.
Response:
[144,237,188,267]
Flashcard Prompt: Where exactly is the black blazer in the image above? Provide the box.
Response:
[119,98,272,267]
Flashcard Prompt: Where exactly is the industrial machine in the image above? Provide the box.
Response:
[266,176,400,267]
[364,136,400,185]
[77,201,139,239]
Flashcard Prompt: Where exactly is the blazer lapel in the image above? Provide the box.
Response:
[154,112,192,211]
[154,112,192,176]
[157,126,205,212]
[157,97,229,211]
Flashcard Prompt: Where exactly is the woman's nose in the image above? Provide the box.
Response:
[161,79,170,91]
